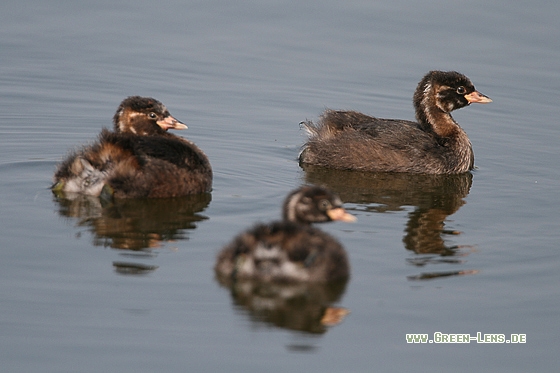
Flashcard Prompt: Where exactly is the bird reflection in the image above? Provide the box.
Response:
[301,164,476,280]
[215,274,349,335]
[52,192,211,252]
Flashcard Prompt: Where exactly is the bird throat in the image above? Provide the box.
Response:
[416,86,460,139]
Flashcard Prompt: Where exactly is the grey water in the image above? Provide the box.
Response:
[1,0,559,371]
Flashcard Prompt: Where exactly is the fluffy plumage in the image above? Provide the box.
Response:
[215,186,356,283]
[52,96,212,198]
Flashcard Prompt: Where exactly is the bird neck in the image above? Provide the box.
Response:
[282,207,315,226]
[282,211,311,225]
[416,104,460,138]
[415,91,474,171]
[415,85,461,139]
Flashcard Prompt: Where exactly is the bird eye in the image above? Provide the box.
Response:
[148,112,157,119]
[456,86,466,95]
[319,199,332,210]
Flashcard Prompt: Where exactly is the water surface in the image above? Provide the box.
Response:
[1,0,559,372]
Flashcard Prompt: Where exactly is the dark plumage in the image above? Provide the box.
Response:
[52,96,212,198]
[113,96,188,135]
[215,186,356,283]
[299,71,492,174]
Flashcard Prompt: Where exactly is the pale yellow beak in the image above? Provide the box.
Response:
[157,115,188,130]
[327,207,357,222]
[464,90,492,104]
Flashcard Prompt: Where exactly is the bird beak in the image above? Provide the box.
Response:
[157,115,188,130]
[327,208,357,222]
[464,90,492,104]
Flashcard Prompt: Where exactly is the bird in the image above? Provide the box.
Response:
[52,96,212,198]
[112,95,188,135]
[299,71,492,174]
[215,185,356,283]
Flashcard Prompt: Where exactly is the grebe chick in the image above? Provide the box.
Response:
[299,71,492,174]
[215,185,356,283]
[52,96,212,198]
[113,96,187,135]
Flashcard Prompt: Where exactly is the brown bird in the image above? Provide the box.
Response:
[299,71,492,174]
[215,185,356,283]
[52,96,212,198]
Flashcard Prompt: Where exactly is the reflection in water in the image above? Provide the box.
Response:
[112,261,160,275]
[215,274,349,335]
[52,192,211,253]
[301,164,476,280]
